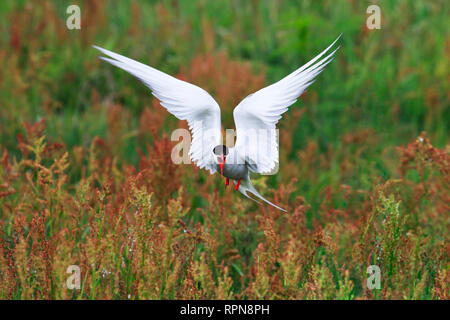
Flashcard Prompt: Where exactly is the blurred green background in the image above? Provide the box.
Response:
[1,0,448,220]
[1,0,447,158]
[0,0,448,300]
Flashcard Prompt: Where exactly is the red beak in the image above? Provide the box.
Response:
[219,155,226,176]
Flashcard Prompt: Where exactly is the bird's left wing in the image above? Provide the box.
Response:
[232,36,340,174]
[93,46,222,174]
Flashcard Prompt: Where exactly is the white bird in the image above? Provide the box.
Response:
[93,35,340,212]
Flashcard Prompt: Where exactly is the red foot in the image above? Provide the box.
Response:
[235,179,241,190]
[225,178,229,186]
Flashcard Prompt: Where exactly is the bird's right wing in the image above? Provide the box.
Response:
[93,46,222,174]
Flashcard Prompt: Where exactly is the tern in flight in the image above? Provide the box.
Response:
[94,35,340,212]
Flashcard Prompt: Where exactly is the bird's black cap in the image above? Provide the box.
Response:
[213,145,229,156]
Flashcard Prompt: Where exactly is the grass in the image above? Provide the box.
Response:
[0,0,448,299]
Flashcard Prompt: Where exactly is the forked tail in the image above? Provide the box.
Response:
[236,177,287,212]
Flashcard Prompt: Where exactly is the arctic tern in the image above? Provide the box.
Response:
[94,35,340,212]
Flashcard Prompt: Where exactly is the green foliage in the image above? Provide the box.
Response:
[0,0,448,300]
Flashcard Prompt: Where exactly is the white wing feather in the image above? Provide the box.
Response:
[93,46,221,174]
[233,36,341,174]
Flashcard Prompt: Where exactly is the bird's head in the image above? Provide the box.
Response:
[213,145,229,175]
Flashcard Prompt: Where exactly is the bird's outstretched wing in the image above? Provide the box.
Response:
[232,35,341,174]
[93,46,221,174]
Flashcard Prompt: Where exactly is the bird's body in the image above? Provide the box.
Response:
[219,162,248,181]
[94,35,340,211]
